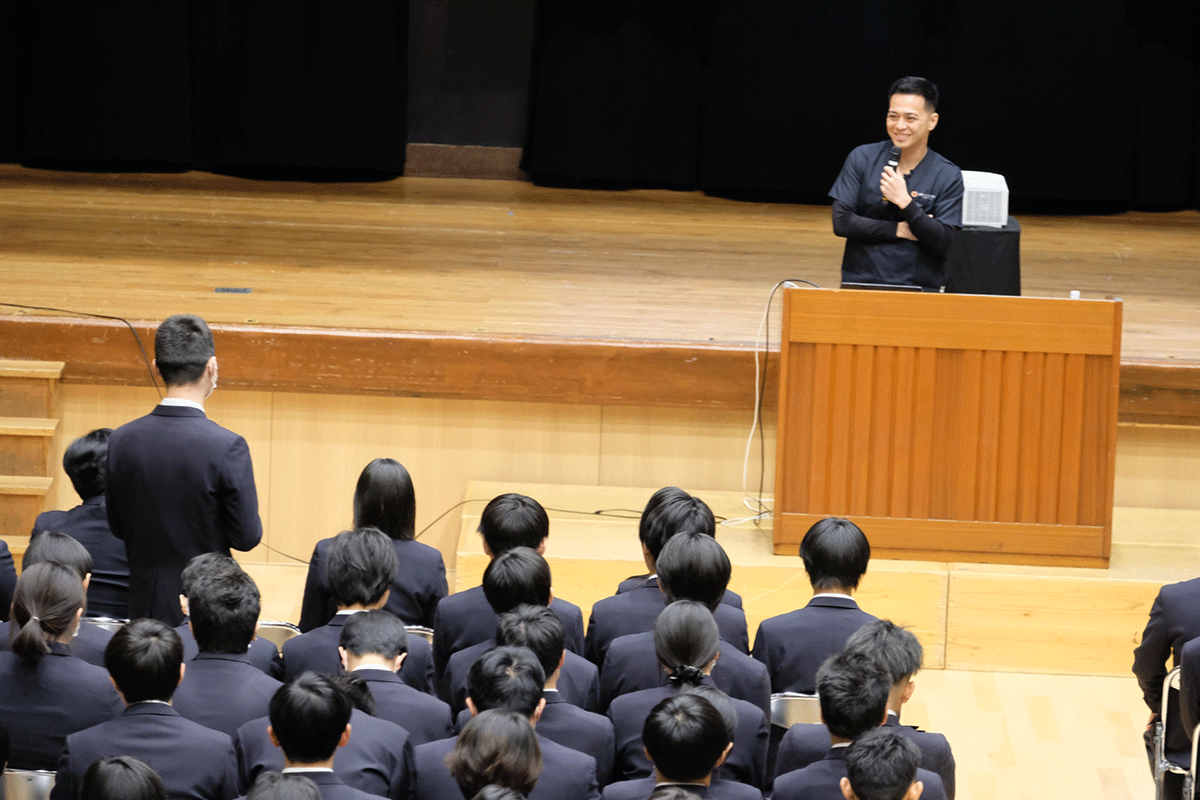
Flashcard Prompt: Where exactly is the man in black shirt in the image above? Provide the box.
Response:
[830,77,963,290]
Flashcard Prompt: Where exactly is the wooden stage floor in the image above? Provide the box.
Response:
[1,166,1198,418]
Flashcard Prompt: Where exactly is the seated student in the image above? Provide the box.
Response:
[50,619,240,800]
[608,601,767,790]
[246,773,321,800]
[82,757,166,800]
[262,672,384,800]
[751,517,877,694]
[614,487,743,609]
[443,548,599,713]
[456,605,615,786]
[588,531,749,670]
[7,532,113,666]
[776,621,955,798]
[0,539,14,623]
[771,651,946,800]
[0,562,122,770]
[34,428,131,619]
[337,609,455,746]
[281,528,433,694]
[235,672,414,800]
[446,710,542,798]
[414,646,600,800]
[1134,573,1200,767]
[600,532,769,716]
[840,728,923,800]
[601,693,760,800]
[176,554,280,675]
[300,458,447,631]
[172,561,283,737]
[433,493,585,675]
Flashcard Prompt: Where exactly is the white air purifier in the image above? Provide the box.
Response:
[960,170,1009,228]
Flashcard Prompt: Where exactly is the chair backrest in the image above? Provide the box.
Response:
[770,692,821,728]
[81,616,128,635]
[4,768,57,800]
[256,621,302,649]
[405,625,434,645]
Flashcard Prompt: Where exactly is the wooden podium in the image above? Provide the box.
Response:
[772,289,1122,567]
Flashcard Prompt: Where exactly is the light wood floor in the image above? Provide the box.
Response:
[1,167,1197,364]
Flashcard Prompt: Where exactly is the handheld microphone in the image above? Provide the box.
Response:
[883,146,902,204]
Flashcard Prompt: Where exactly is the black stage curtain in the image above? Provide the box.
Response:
[526,0,1200,209]
[1,1,408,174]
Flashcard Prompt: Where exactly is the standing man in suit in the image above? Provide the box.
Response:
[33,428,130,619]
[106,314,262,625]
[751,518,876,695]
[282,528,434,694]
[432,493,585,675]
[172,559,282,737]
[50,619,240,800]
[337,609,455,746]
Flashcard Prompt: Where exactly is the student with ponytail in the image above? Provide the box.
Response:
[0,562,122,769]
[607,601,768,790]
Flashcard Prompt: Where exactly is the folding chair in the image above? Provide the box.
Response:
[770,692,822,729]
[405,625,434,645]
[1156,666,1190,800]
[256,621,302,649]
[81,616,127,634]
[3,769,56,800]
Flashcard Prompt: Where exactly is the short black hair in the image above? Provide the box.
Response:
[888,76,939,113]
[495,605,564,681]
[647,788,703,800]
[269,673,353,764]
[327,528,399,607]
[339,608,409,660]
[82,757,166,800]
[815,650,891,740]
[639,487,716,563]
[24,530,92,579]
[246,773,321,800]
[63,428,112,501]
[105,619,184,703]
[799,517,870,591]
[180,553,239,598]
[643,693,729,783]
[466,646,545,718]
[446,710,542,799]
[155,314,215,386]
[478,494,548,554]
[353,458,417,541]
[482,548,551,614]
[844,727,922,800]
[189,566,261,654]
[327,671,376,716]
[677,683,737,744]
[656,531,730,610]
[844,620,923,686]
[654,600,719,686]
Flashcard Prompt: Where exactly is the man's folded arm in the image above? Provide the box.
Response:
[900,200,956,256]
[831,200,898,242]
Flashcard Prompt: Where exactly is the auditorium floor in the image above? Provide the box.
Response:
[1,166,1198,364]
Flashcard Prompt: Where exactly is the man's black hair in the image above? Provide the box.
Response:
[466,646,545,718]
[246,773,321,800]
[888,77,939,113]
[844,620,923,686]
[482,547,551,615]
[656,531,730,610]
[495,605,564,682]
[190,567,261,655]
[24,530,92,579]
[180,553,239,598]
[677,683,737,743]
[339,608,409,660]
[799,517,870,591]
[63,428,112,501]
[643,693,729,783]
[105,619,185,703]
[844,727,922,800]
[82,757,166,800]
[478,494,549,554]
[327,527,399,608]
[815,650,891,740]
[155,314,215,386]
[639,487,716,563]
[269,673,353,764]
[327,671,376,716]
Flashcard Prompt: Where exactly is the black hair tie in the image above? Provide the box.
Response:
[668,664,706,686]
